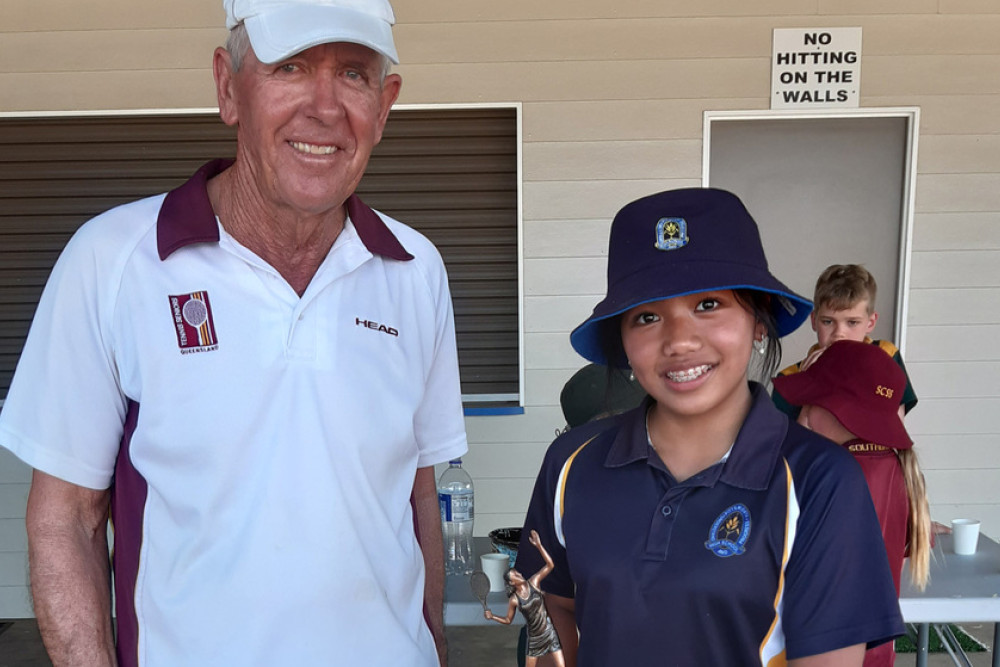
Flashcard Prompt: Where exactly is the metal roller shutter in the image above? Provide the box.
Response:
[0,109,519,403]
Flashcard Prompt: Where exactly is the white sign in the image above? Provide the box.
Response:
[771,27,862,109]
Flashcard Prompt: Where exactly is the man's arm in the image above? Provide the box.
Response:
[539,593,577,667]
[412,466,447,666]
[26,469,116,667]
[788,643,865,667]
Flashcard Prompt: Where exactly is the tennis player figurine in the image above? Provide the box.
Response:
[484,529,565,667]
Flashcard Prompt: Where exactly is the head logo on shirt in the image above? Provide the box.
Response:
[705,503,751,558]
[168,291,219,354]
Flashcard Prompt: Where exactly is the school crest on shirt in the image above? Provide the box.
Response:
[705,503,751,558]
[168,291,219,354]
[654,217,689,251]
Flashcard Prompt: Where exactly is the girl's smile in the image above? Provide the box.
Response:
[621,290,760,420]
[664,363,714,384]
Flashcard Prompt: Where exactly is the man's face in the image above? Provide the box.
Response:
[215,41,401,216]
[810,300,877,348]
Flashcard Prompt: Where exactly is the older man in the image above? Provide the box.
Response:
[0,0,467,665]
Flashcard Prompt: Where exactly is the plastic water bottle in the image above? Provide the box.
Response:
[438,459,475,575]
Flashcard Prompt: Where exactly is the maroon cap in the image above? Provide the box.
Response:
[773,340,912,449]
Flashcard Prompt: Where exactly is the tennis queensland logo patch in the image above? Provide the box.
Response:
[654,217,689,251]
[705,503,751,558]
[168,291,219,354]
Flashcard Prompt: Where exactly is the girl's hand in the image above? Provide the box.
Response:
[932,521,951,535]
[529,529,540,546]
[484,610,494,620]
[800,346,827,372]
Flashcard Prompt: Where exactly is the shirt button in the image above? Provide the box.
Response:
[661,506,672,517]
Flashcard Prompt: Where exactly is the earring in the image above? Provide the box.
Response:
[754,335,767,355]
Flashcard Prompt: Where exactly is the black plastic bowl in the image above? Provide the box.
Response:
[488,527,521,568]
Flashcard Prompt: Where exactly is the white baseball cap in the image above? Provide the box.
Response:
[224,0,399,65]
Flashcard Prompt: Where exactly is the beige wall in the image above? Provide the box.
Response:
[2,0,1000,617]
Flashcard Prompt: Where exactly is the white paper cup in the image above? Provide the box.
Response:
[952,519,981,555]
[481,553,509,592]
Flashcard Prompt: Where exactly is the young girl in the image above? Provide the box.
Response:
[516,188,904,666]
[773,339,932,667]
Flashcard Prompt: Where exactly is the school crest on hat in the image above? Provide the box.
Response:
[705,503,752,558]
[655,217,689,251]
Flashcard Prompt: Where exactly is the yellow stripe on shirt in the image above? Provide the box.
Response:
[554,435,598,548]
[760,459,800,666]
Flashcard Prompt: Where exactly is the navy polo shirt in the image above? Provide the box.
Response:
[517,383,903,666]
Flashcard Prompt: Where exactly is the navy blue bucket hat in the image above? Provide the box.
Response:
[570,188,812,367]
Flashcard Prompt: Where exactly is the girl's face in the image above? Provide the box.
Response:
[620,290,762,424]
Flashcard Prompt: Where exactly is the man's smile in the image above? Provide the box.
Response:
[290,140,338,155]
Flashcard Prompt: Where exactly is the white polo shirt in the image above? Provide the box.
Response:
[0,160,468,666]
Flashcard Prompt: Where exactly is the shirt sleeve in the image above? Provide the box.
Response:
[409,246,468,468]
[781,442,905,659]
[770,388,801,420]
[893,351,918,414]
[0,216,132,489]
[517,436,577,599]
[771,361,803,419]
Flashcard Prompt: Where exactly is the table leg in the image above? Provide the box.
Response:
[916,623,929,667]
[992,623,999,667]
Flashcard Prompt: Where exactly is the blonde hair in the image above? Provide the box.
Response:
[814,264,877,314]
[899,447,931,590]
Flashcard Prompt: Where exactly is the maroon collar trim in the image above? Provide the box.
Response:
[345,194,413,261]
[157,159,413,262]
[156,159,227,260]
